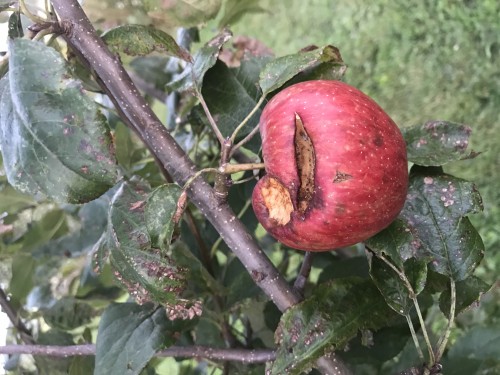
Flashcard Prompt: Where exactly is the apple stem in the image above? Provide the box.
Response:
[293,251,315,294]
[222,162,265,174]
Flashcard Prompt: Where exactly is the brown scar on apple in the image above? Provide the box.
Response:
[260,177,294,225]
[333,170,353,183]
[294,113,316,214]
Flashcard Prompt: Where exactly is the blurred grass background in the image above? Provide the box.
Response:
[232,0,500,279]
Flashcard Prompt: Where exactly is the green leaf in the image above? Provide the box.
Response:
[166,28,232,93]
[8,11,23,39]
[341,324,410,366]
[43,297,95,331]
[102,25,191,61]
[68,356,95,375]
[223,256,262,307]
[32,194,110,258]
[368,166,484,282]
[145,184,182,250]
[201,57,270,137]
[129,56,174,90]
[259,45,346,95]
[9,253,36,303]
[402,167,484,281]
[0,180,35,214]
[446,326,500,361]
[95,303,191,375]
[439,276,491,316]
[403,121,474,166]
[217,0,265,28]
[365,219,415,268]
[0,39,118,204]
[441,326,500,374]
[269,278,397,375]
[105,180,186,306]
[369,256,427,315]
[146,0,222,27]
[169,242,221,302]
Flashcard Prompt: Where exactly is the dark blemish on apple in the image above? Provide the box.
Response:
[259,176,293,226]
[333,170,353,183]
[335,203,346,214]
[373,135,384,147]
[294,112,316,214]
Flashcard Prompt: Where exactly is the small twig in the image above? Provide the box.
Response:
[0,288,35,344]
[230,124,262,157]
[181,168,219,191]
[0,344,276,363]
[293,252,314,294]
[230,95,266,144]
[231,175,258,185]
[195,86,225,145]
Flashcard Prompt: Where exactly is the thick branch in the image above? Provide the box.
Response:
[50,0,298,315]
[0,344,275,363]
[49,2,351,373]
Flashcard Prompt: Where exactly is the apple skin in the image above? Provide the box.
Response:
[252,80,408,251]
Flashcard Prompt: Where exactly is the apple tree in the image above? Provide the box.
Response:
[0,1,495,375]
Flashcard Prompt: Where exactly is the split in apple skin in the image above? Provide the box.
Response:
[252,80,408,251]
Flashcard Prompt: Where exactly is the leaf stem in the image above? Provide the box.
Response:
[435,279,456,362]
[230,95,266,144]
[195,85,225,145]
[412,296,435,365]
[375,252,435,364]
[405,314,425,361]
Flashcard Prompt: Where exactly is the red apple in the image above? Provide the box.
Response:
[252,80,408,251]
